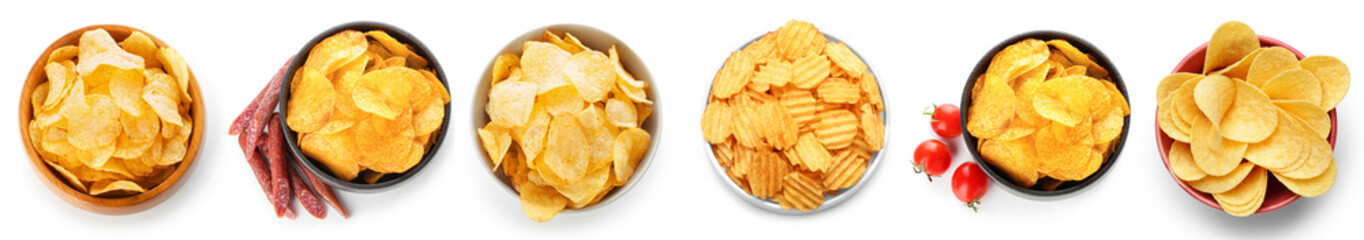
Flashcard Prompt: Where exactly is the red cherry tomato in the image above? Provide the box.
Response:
[951,162,989,212]
[912,139,952,181]
[924,103,962,138]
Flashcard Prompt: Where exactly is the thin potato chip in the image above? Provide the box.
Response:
[1205,21,1259,74]
[1299,55,1350,110]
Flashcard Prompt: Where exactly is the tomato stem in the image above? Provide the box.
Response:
[923,103,937,116]
[966,196,982,213]
[913,162,933,182]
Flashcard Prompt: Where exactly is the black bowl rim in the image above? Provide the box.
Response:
[278,21,450,193]
[959,30,1130,198]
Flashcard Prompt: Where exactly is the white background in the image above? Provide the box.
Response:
[0,0,1358,239]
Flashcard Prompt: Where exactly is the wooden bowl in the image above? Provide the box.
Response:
[18,24,204,215]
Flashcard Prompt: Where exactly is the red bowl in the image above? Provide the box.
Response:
[1157,35,1338,215]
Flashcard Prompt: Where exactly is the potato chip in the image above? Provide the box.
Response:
[1210,48,1263,80]
[1278,161,1334,198]
[518,183,568,222]
[967,78,1017,138]
[365,30,427,68]
[92,65,148,117]
[1273,100,1330,138]
[1298,55,1350,110]
[1245,47,1300,87]
[790,53,831,89]
[479,127,513,169]
[1205,21,1258,73]
[713,51,756,98]
[1273,119,1332,180]
[979,138,1039,187]
[774,20,826,61]
[824,42,866,76]
[1190,114,1245,176]
[1047,39,1108,79]
[1261,69,1323,104]
[778,171,824,212]
[118,31,161,69]
[1189,161,1254,194]
[791,133,832,173]
[1243,112,1306,171]
[612,128,650,183]
[88,180,146,196]
[813,109,857,149]
[604,95,638,128]
[1220,80,1278,142]
[1212,166,1266,217]
[285,68,334,132]
[565,50,614,102]
[487,81,538,127]
[40,61,77,111]
[1167,142,1206,181]
[1193,74,1234,129]
[816,78,860,104]
[987,38,1048,81]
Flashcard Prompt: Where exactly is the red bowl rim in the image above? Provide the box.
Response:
[1157,35,1338,215]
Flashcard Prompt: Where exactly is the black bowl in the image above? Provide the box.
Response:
[278,21,449,193]
[959,31,1129,199]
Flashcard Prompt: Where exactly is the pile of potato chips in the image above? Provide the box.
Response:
[289,30,449,183]
[967,38,1129,189]
[702,20,885,212]
[1158,21,1346,216]
[28,29,194,197]
[480,30,653,222]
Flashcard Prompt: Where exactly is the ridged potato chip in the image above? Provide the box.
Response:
[706,21,882,212]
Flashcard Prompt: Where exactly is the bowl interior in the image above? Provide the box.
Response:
[19,24,204,215]
[702,33,888,214]
[1156,35,1332,215]
[279,21,449,193]
[472,24,661,211]
[960,31,1129,199]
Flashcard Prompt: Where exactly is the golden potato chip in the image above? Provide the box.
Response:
[556,165,610,207]
[68,95,122,163]
[1168,142,1206,181]
[759,102,799,150]
[1033,76,1102,127]
[778,171,825,212]
[543,113,590,182]
[300,131,361,181]
[1278,161,1334,198]
[479,127,513,169]
[1273,100,1331,138]
[712,51,756,98]
[1189,161,1254,194]
[1033,126,1093,181]
[88,180,146,196]
[1213,166,1265,217]
[773,20,826,61]
[518,183,568,222]
[612,128,650,183]
[157,47,193,104]
[1190,115,1245,176]
[604,96,638,128]
[791,133,832,173]
[730,103,764,148]
[487,81,538,127]
[813,109,857,149]
[355,67,421,120]
[490,53,520,83]
[522,41,573,94]
[1047,39,1108,79]
[46,161,88,193]
[76,30,144,77]
[1245,47,1300,87]
[822,150,866,190]
[701,100,733,144]
[1262,69,1323,104]
[816,78,860,104]
[779,89,818,126]
[979,138,1039,187]
[565,50,613,102]
[47,45,79,65]
[966,78,1017,138]
[1193,74,1234,128]
[306,30,367,76]
[824,42,866,76]
[365,30,427,68]
[752,61,792,88]
[1220,79,1278,142]
[1299,55,1350,110]
[790,53,831,89]
[1273,119,1332,180]
[1210,48,1263,79]
[285,68,334,132]
[1243,111,1306,171]
[40,61,77,111]
[987,38,1048,81]
[93,65,148,117]
[858,103,885,151]
[1205,21,1259,73]
[118,31,161,69]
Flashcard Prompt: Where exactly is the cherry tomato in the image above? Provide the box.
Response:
[912,139,952,181]
[951,162,989,212]
[923,103,962,138]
